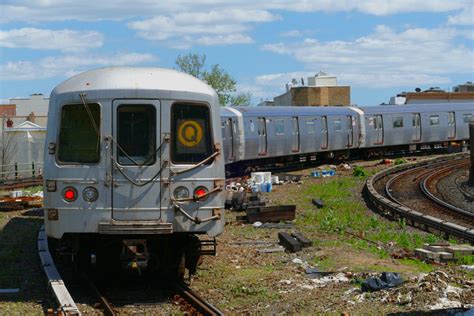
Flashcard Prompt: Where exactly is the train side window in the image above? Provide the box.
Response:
[117,104,156,165]
[334,119,342,131]
[306,119,315,133]
[463,113,472,123]
[171,103,212,164]
[429,115,440,126]
[393,116,404,128]
[274,119,285,135]
[58,103,100,163]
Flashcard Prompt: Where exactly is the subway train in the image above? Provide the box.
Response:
[221,103,473,175]
[43,67,225,278]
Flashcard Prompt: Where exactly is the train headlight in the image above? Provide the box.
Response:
[62,187,77,202]
[174,186,190,200]
[194,186,208,200]
[83,187,99,202]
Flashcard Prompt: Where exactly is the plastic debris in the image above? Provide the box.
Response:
[252,221,262,228]
[361,272,404,292]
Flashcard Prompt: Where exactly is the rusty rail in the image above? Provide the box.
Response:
[174,282,224,316]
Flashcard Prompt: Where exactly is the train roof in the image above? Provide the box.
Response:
[51,67,216,96]
[221,106,358,117]
[360,102,474,114]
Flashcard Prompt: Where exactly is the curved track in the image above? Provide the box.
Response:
[366,153,474,243]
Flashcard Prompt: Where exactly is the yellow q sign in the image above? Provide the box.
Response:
[177,120,203,147]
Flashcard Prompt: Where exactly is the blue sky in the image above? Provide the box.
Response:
[0,1,473,106]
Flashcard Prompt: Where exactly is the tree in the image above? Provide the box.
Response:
[175,53,251,106]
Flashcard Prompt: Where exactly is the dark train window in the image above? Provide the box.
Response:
[274,119,285,135]
[334,119,342,131]
[393,116,404,128]
[464,113,472,123]
[306,119,315,133]
[117,105,156,165]
[429,115,440,126]
[171,103,212,164]
[58,103,100,163]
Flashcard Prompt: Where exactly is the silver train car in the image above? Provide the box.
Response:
[222,103,473,173]
[221,106,362,173]
[44,67,225,277]
[360,103,473,153]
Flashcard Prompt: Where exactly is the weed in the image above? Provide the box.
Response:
[395,158,407,165]
[352,166,368,177]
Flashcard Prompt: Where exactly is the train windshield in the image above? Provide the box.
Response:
[58,103,100,163]
[171,103,212,164]
[117,105,156,165]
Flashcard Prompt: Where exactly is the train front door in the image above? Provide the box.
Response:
[111,99,161,221]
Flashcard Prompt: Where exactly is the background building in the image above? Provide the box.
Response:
[273,72,350,107]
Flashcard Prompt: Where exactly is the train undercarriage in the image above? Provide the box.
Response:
[226,140,468,177]
[49,233,216,281]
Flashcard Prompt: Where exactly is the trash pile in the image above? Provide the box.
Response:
[349,271,474,311]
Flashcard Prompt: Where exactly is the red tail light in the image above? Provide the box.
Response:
[194,187,208,200]
[63,187,77,202]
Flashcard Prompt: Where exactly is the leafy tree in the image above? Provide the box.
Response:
[175,53,251,106]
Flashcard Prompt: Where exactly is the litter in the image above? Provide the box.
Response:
[361,272,404,292]
[312,198,324,208]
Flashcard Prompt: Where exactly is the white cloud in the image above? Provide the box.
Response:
[0,52,156,80]
[448,6,474,25]
[0,28,103,52]
[280,30,303,38]
[244,25,473,95]
[128,9,278,47]
[0,0,466,23]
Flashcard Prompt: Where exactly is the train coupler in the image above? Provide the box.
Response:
[120,239,149,273]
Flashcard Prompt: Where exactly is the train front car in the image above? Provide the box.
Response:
[43,67,225,278]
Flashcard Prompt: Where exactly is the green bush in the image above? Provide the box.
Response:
[352,166,367,177]
[395,158,407,165]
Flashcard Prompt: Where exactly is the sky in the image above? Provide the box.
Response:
[0,0,473,106]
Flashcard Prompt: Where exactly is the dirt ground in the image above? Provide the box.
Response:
[0,157,472,314]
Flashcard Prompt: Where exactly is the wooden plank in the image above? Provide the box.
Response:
[291,232,312,247]
[246,205,296,223]
[278,232,302,253]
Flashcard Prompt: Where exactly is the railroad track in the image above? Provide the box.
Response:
[173,282,224,316]
[0,177,42,190]
[366,153,474,243]
[38,225,224,315]
[384,158,473,227]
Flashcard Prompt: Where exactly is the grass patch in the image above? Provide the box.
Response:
[297,177,442,257]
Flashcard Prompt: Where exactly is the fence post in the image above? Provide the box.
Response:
[14,162,18,180]
[32,161,35,178]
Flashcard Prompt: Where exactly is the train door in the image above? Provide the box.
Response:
[292,117,300,152]
[111,100,161,221]
[448,112,456,139]
[412,113,421,142]
[374,115,383,145]
[258,117,267,155]
[223,119,234,161]
[321,116,328,149]
[347,115,354,147]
